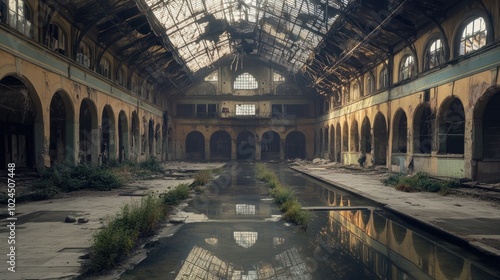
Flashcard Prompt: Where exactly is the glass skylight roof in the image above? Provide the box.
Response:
[144,0,349,74]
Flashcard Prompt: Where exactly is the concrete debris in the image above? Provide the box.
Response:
[77,218,89,224]
[64,216,77,223]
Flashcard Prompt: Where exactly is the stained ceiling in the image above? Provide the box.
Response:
[50,0,465,95]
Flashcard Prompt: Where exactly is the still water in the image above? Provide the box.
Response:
[121,163,500,280]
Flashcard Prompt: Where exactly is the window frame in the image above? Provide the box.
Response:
[47,23,67,56]
[98,57,112,79]
[379,66,388,89]
[235,104,256,116]
[234,72,258,90]
[6,0,32,37]
[399,55,415,82]
[366,74,375,95]
[424,38,445,71]
[458,16,488,56]
[77,41,92,68]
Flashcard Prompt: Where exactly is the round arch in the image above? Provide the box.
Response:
[237,131,256,160]
[155,123,161,156]
[131,111,140,160]
[324,126,329,156]
[392,109,408,154]
[342,121,349,153]
[0,75,43,169]
[261,131,280,160]
[148,119,154,158]
[373,112,388,165]
[413,104,435,154]
[329,124,335,161]
[360,116,371,155]
[438,96,465,154]
[473,87,500,182]
[101,105,116,163]
[118,110,128,162]
[186,131,205,161]
[285,131,306,159]
[49,90,75,166]
[79,98,98,164]
[335,122,341,162]
[210,131,231,161]
[350,119,359,152]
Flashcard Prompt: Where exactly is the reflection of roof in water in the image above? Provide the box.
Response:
[175,246,312,279]
[236,204,256,215]
[234,231,258,248]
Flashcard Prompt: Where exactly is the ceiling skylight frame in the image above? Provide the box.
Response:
[142,0,351,75]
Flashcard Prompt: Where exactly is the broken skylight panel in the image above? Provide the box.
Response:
[144,0,350,74]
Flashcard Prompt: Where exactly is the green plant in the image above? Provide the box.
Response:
[139,157,164,173]
[382,173,403,186]
[161,183,190,205]
[83,193,167,275]
[191,170,213,187]
[384,172,462,193]
[31,163,123,198]
[255,163,310,228]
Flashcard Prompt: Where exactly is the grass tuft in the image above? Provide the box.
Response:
[191,170,213,187]
[83,183,192,275]
[383,172,462,194]
[139,157,164,173]
[255,163,310,228]
[161,183,190,205]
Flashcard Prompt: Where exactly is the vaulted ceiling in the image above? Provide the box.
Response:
[49,0,465,95]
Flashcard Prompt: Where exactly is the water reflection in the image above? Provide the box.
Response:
[234,231,258,248]
[121,163,500,280]
[236,204,256,215]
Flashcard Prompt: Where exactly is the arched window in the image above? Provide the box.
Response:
[6,0,32,37]
[399,55,415,81]
[98,58,111,79]
[77,42,92,68]
[352,81,360,100]
[47,23,66,55]
[117,67,125,86]
[425,39,444,70]
[459,17,487,56]
[439,98,465,154]
[234,73,258,89]
[380,67,388,89]
[366,75,374,95]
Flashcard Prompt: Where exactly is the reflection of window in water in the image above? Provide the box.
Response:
[234,231,258,248]
[205,238,218,246]
[273,237,285,246]
[236,204,256,215]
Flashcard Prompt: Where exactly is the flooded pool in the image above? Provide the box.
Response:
[120,162,500,280]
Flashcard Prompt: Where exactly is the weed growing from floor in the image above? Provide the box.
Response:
[139,157,164,173]
[40,163,123,191]
[191,170,213,187]
[161,183,190,205]
[83,183,192,275]
[382,172,461,193]
[83,193,165,274]
[255,163,310,228]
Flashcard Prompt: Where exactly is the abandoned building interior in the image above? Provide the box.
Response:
[0,0,500,183]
